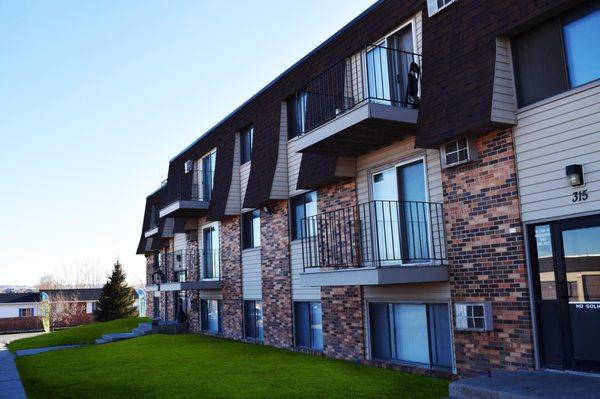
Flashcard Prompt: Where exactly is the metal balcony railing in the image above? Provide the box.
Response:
[291,45,421,136]
[301,200,447,271]
[161,170,215,205]
[154,251,189,284]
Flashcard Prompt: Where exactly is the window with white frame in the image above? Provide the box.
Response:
[427,0,457,17]
[441,137,477,168]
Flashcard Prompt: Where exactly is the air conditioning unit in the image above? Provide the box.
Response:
[184,160,193,174]
[454,302,493,331]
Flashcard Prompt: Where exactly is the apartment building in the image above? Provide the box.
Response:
[136,0,600,377]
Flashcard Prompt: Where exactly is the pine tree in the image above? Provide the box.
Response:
[94,261,138,322]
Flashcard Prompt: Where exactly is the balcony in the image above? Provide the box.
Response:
[144,206,160,238]
[147,249,222,291]
[291,45,421,157]
[159,171,214,219]
[299,200,448,287]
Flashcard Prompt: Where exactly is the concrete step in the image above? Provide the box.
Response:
[96,323,153,345]
[449,370,600,399]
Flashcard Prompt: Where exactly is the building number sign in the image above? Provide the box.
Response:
[572,189,589,203]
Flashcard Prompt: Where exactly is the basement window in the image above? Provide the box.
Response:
[440,137,477,168]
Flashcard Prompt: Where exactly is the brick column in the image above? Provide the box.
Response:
[442,129,534,376]
[220,216,243,339]
[261,200,293,348]
[145,253,155,318]
[185,233,200,332]
[317,180,365,361]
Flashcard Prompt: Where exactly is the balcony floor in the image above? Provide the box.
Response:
[294,102,418,157]
[158,200,210,219]
[300,264,448,287]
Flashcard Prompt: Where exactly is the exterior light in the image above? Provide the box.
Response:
[565,164,584,187]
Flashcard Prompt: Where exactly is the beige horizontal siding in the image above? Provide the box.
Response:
[242,247,262,300]
[514,81,600,222]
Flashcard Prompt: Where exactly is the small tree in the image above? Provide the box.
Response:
[94,261,138,322]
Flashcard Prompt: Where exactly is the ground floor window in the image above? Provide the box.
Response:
[244,300,263,341]
[369,302,452,369]
[294,301,323,350]
[19,308,34,317]
[200,299,222,333]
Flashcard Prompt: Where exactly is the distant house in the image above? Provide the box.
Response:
[0,288,140,333]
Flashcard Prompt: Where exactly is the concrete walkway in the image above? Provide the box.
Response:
[15,344,83,357]
[0,345,26,399]
[450,370,600,399]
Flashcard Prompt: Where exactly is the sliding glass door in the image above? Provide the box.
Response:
[202,224,219,279]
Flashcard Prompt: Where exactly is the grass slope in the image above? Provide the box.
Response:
[8,317,149,352]
[16,334,448,399]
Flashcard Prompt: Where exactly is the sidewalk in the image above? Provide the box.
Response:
[0,345,26,399]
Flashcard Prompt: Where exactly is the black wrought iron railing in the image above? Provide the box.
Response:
[162,170,215,205]
[290,45,421,136]
[199,249,220,280]
[301,200,446,271]
[153,251,189,284]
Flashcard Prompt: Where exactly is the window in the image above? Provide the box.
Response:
[200,299,222,333]
[369,302,452,369]
[91,302,98,313]
[294,301,323,350]
[19,308,34,317]
[440,137,477,168]
[427,0,457,17]
[512,2,600,107]
[240,126,254,164]
[290,191,317,240]
[454,302,493,332]
[287,91,308,139]
[244,300,264,341]
[242,209,261,249]
[200,150,216,200]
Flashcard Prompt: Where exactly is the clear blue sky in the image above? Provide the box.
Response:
[0,0,376,286]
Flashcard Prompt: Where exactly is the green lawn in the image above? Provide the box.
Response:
[16,334,449,398]
[8,317,149,352]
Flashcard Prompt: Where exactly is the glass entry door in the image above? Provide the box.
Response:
[531,215,600,372]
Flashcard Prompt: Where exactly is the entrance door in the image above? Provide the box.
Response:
[531,215,600,372]
[371,159,429,264]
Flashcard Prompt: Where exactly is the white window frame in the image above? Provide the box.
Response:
[427,0,458,17]
[440,136,478,168]
[368,155,435,266]
[199,221,220,280]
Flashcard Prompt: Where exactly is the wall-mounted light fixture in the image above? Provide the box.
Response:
[262,204,273,215]
[565,164,585,187]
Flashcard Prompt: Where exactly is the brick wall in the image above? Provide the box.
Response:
[261,200,293,348]
[317,180,365,361]
[221,216,243,339]
[442,129,534,376]
[145,253,156,319]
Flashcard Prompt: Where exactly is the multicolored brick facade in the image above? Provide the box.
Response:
[221,216,243,339]
[442,129,534,376]
[137,0,597,381]
[260,201,293,349]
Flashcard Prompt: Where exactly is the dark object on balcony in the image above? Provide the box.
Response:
[406,62,421,107]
